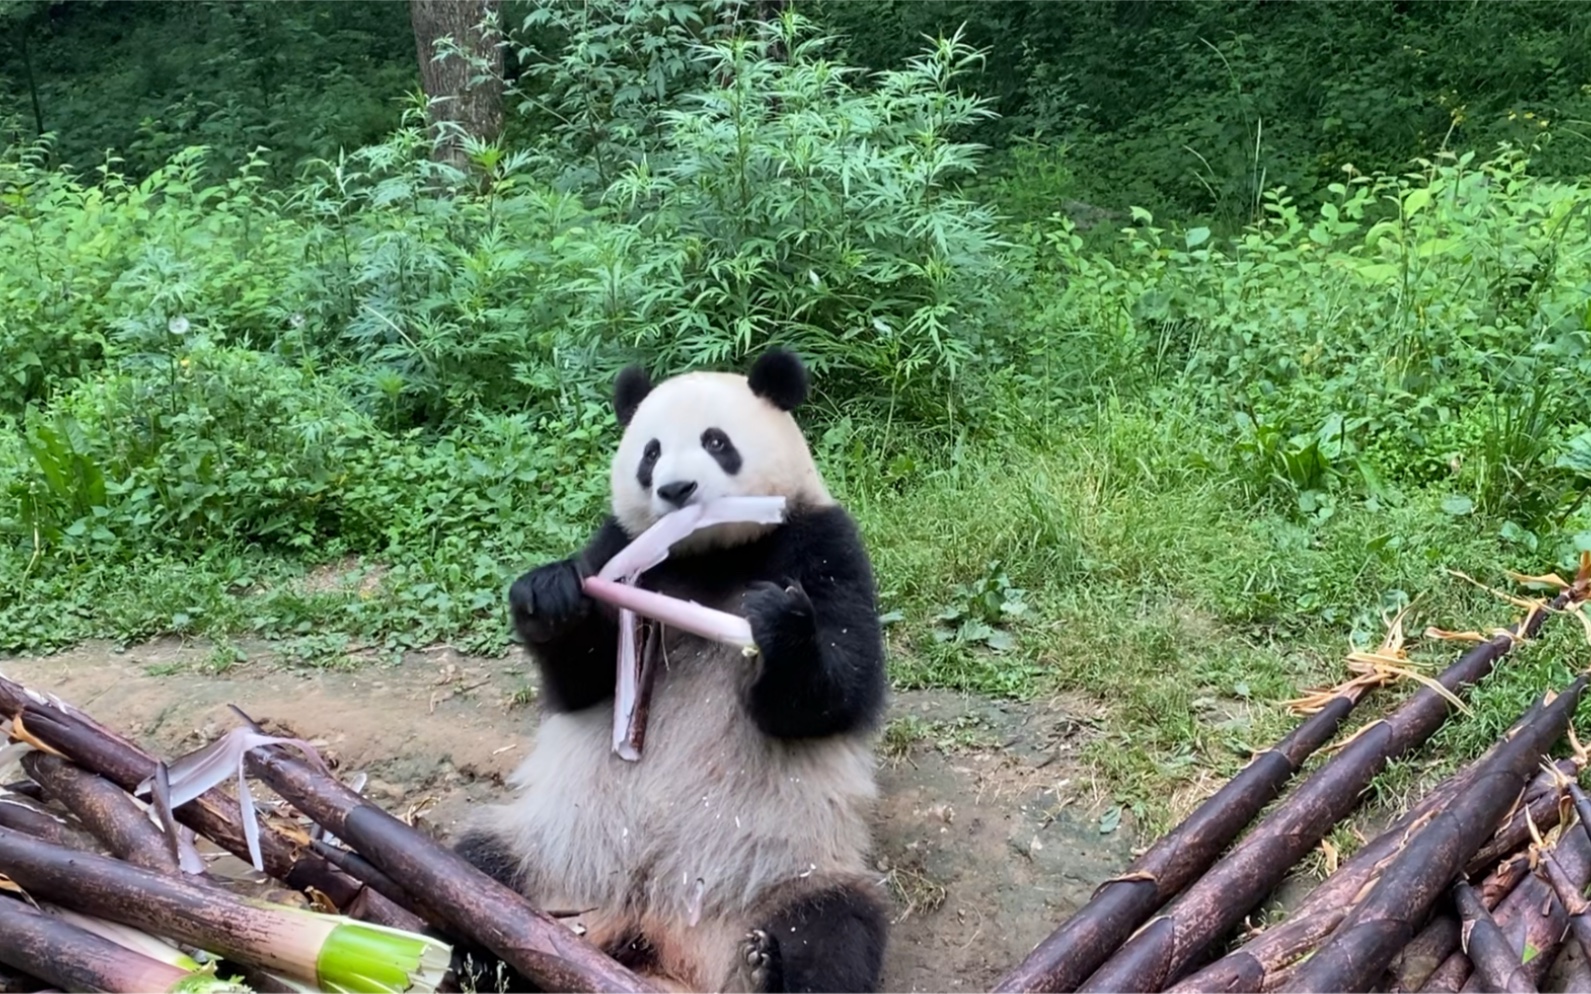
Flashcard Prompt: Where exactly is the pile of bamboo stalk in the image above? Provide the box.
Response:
[994,555,1591,994]
[0,497,791,994]
[0,673,663,994]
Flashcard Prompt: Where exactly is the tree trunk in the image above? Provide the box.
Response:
[408,0,503,170]
[20,11,46,137]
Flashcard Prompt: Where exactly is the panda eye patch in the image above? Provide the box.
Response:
[637,438,662,489]
[700,428,742,475]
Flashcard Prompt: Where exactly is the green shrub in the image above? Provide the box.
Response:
[1008,147,1591,532]
[6,344,375,554]
[518,8,1016,425]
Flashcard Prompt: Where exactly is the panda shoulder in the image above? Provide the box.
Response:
[778,501,873,568]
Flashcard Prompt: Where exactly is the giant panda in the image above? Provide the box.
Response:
[451,347,891,993]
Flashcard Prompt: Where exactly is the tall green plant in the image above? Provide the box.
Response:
[533,11,1014,424]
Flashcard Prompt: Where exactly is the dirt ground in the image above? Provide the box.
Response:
[0,637,1140,992]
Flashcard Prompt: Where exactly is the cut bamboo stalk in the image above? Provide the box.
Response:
[0,797,70,847]
[1420,949,1473,993]
[0,898,249,994]
[0,827,449,992]
[1466,758,1579,875]
[1538,850,1591,979]
[1075,590,1574,994]
[1433,844,1576,994]
[1558,948,1591,992]
[0,963,46,994]
[0,675,421,932]
[0,781,44,801]
[1416,835,1588,994]
[1568,782,1591,845]
[21,752,184,876]
[992,692,1363,994]
[309,839,446,931]
[242,741,665,993]
[1453,879,1538,993]
[1381,758,1576,993]
[1164,757,1481,994]
[1169,729,1564,993]
[1280,674,1589,992]
[1384,850,1535,993]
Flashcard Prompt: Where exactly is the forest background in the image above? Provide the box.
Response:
[4,0,1591,833]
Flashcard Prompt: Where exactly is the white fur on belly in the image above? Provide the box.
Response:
[481,629,879,931]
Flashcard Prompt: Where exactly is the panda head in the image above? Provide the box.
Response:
[609,348,831,546]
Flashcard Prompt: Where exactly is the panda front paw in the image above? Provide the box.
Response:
[508,558,590,644]
[744,580,817,663]
[738,927,784,993]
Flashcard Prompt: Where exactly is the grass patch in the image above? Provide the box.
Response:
[844,400,1588,834]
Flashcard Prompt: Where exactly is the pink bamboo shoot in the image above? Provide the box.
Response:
[585,496,785,762]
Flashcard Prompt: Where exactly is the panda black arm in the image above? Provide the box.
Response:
[508,516,632,714]
[742,504,888,740]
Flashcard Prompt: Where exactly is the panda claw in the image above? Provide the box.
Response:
[739,928,780,991]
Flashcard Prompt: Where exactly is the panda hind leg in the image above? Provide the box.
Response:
[452,826,529,891]
[737,878,890,993]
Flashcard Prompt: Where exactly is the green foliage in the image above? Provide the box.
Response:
[3,14,1010,432]
[0,1,415,183]
[509,0,744,183]
[931,561,1029,652]
[816,0,1591,226]
[1005,147,1591,548]
[513,8,1013,422]
[0,16,1013,652]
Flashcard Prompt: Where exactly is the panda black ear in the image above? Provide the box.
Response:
[614,365,653,426]
[747,348,808,412]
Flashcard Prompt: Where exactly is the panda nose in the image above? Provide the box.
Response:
[657,480,698,507]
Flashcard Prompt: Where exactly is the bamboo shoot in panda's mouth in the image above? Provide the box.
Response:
[582,496,787,762]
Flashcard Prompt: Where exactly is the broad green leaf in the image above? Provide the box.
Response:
[1351,262,1399,283]
[1099,806,1123,834]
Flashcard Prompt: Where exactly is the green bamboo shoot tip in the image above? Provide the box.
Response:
[0,825,451,994]
[315,916,453,993]
[170,971,254,994]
